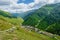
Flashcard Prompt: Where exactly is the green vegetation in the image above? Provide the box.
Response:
[0,9,59,40]
[0,27,58,40]
[0,3,60,40]
[0,10,57,40]
[23,3,60,35]
[0,10,24,31]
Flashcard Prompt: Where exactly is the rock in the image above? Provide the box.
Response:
[35,28,39,32]
[21,26,25,28]
[38,31,43,34]
[5,27,16,32]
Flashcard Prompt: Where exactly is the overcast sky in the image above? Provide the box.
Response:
[0,0,60,13]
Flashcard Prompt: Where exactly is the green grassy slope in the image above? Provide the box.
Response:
[0,10,24,30]
[0,27,58,40]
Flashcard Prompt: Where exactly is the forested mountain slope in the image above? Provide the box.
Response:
[23,3,60,35]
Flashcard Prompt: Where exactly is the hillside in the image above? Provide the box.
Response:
[0,10,24,30]
[0,10,59,40]
[0,26,59,40]
[23,3,60,35]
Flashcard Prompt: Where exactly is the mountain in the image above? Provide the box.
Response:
[23,3,60,35]
[0,10,59,40]
[11,10,36,18]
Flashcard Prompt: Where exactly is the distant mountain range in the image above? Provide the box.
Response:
[23,3,60,35]
[11,10,36,18]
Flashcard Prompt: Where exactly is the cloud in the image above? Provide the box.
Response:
[0,0,60,13]
[0,0,10,5]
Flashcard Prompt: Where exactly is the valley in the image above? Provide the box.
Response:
[0,3,60,40]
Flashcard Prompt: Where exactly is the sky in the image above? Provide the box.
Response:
[18,0,34,4]
[0,0,60,13]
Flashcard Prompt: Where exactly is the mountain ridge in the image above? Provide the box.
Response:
[23,3,60,35]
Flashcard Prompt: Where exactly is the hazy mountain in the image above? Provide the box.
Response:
[11,10,36,18]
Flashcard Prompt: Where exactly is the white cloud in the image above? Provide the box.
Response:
[47,0,55,4]
[0,0,60,13]
[0,0,10,5]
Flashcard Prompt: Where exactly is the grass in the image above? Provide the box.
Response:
[0,27,59,40]
[0,19,13,31]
